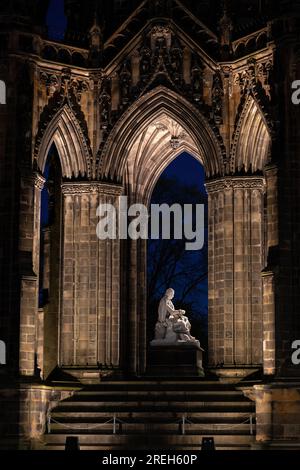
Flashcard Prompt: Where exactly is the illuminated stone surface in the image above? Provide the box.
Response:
[0,0,300,450]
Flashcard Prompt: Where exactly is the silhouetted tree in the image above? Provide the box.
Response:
[147,176,208,349]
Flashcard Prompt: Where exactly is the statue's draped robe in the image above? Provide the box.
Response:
[158,297,176,322]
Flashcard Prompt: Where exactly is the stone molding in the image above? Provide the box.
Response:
[61,181,123,196]
[34,173,46,191]
[206,176,266,193]
[20,170,46,191]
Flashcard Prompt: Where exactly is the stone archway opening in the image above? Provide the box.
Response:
[117,104,213,375]
[147,152,208,358]
[99,86,271,377]
[29,104,92,380]
[98,86,223,376]
[29,86,273,380]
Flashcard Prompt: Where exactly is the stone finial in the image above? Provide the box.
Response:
[89,6,103,66]
[89,9,103,52]
[219,0,233,58]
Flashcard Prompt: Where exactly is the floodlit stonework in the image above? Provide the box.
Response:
[0,0,300,451]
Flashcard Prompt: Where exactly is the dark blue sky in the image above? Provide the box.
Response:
[46,0,67,40]
[149,152,208,318]
[162,152,206,191]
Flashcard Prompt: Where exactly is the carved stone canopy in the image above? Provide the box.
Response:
[128,115,198,168]
[124,113,203,203]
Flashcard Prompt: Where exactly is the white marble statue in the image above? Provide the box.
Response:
[151,288,200,348]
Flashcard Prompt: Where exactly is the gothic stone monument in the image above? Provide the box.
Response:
[0,0,300,450]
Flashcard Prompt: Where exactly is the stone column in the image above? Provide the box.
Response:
[206,177,266,368]
[128,237,147,376]
[19,171,45,262]
[262,271,276,375]
[19,172,45,376]
[265,164,278,250]
[60,182,122,370]
[42,227,50,297]
[19,275,38,376]
[36,308,44,379]
[128,238,138,375]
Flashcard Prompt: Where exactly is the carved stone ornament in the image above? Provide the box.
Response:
[206,177,266,193]
[61,182,123,196]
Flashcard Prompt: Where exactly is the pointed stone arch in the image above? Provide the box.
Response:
[121,110,203,204]
[142,144,203,207]
[98,86,225,180]
[35,104,91,178]
[231,94,271,173]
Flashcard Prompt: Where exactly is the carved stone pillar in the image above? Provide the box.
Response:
[127,237,147,376]
[19,172,45,376]
[60,182,122,371]
[262,271,276,375]
[206,176,266,369]
[265,164,278,250]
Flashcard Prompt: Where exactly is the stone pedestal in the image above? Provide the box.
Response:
[242,383,300,444]
[147,344,205,377]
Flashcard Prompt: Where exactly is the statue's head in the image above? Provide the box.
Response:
[165,288,175,300]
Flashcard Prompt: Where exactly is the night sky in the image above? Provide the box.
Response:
[149,153,208,333]
[46,0,67,40]
[162,152,206,192]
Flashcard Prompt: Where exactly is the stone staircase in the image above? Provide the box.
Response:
[44,380,256,450]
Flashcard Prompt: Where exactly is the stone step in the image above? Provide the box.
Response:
[74,390,246,399]
[49,422,254,434]
[44,433,255,449]
[55,401,254,410]
[74,382,239,391]
[58,391,250,405]
[51,411,253,420]
[46,381,255,451]
[43,443,252,450]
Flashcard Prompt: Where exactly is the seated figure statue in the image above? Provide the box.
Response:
[151,288,200,349]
